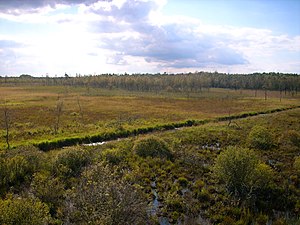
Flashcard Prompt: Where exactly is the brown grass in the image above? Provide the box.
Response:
[0,85,299,148]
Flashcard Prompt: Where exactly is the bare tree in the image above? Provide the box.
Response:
[54,99,64,134]
[264,89,267,101]
[226,100,241,129]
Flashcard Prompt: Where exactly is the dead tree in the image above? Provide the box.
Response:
[54,99,64,134]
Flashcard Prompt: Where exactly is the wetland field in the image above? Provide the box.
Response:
[0,73,300,225]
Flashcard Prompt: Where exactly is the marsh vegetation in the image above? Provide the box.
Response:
[0,72,300,224]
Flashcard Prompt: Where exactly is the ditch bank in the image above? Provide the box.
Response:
[34,105,300,151]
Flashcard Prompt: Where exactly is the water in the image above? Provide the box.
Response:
[82,141,106,146]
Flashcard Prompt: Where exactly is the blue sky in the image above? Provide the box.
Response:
[0,0,299,76]
[163,0,300,35]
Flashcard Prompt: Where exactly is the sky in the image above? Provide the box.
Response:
[0,0,299,76]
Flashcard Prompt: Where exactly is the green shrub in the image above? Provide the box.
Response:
[30,172,65,215]
[247,126,274,150]
[0,196,50,225]
[214,146,273,199]
[102,148,124,165]
[53,147,91,178]
[294,156,300,175]
[280,130,300,148]
[0,155,33,195]
[133,136,172,159]
[253,163,274,189]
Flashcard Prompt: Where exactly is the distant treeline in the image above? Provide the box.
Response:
[1,72,299,93]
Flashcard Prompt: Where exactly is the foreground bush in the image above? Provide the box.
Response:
[64,163,147,225]
[214,146,273,200]
[0,196,50,225]
[133,136,172,159]
[247,126,274,150]
[30,172,65,216]
[0,155,32,196]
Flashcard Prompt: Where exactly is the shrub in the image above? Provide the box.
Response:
[247,126,274,150]
[102,148,124,165]
[214,146,273,199]
[214,147,258,198]
[133,136,172,159]
[294,156,300,175]
[253,163,274,189]
[64,163,147,224]
[53,147,91,178]
[280,130,300,148]
[30,172,65,215]
[0,155,33,195]
[0,196,50,225]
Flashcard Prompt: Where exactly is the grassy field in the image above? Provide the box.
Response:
[0,85,299,149]
[0,83,300,224]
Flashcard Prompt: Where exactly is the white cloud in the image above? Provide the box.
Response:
[0,0,299,75]
[0,0,106,15]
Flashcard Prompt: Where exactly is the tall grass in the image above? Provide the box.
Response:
[34,106,299,151]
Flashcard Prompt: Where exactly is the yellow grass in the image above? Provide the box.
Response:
[0,85,299,148]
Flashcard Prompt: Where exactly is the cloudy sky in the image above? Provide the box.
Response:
[0,0,299,76]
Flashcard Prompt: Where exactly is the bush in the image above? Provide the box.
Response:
[102,148,124,165]
[247,126,274,150]
[0,155,32,195]
[253,163,274,189]
[133,136,172,159]
[30,172,65,215]
[0,196,50,225]
[53,147,91,178]
[214,146,272,199]
[65,163,147,224]
[294,156,300,175]
[280,130,300,148]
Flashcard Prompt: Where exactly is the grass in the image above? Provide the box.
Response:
[85,107,300,224]
[0,84,299,224]
[0,85,299,149]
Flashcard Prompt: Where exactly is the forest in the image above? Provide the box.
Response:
[0,72,300,225]
[1,72,300,94]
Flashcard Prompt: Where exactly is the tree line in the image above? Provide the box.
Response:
[1,72,299,93]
